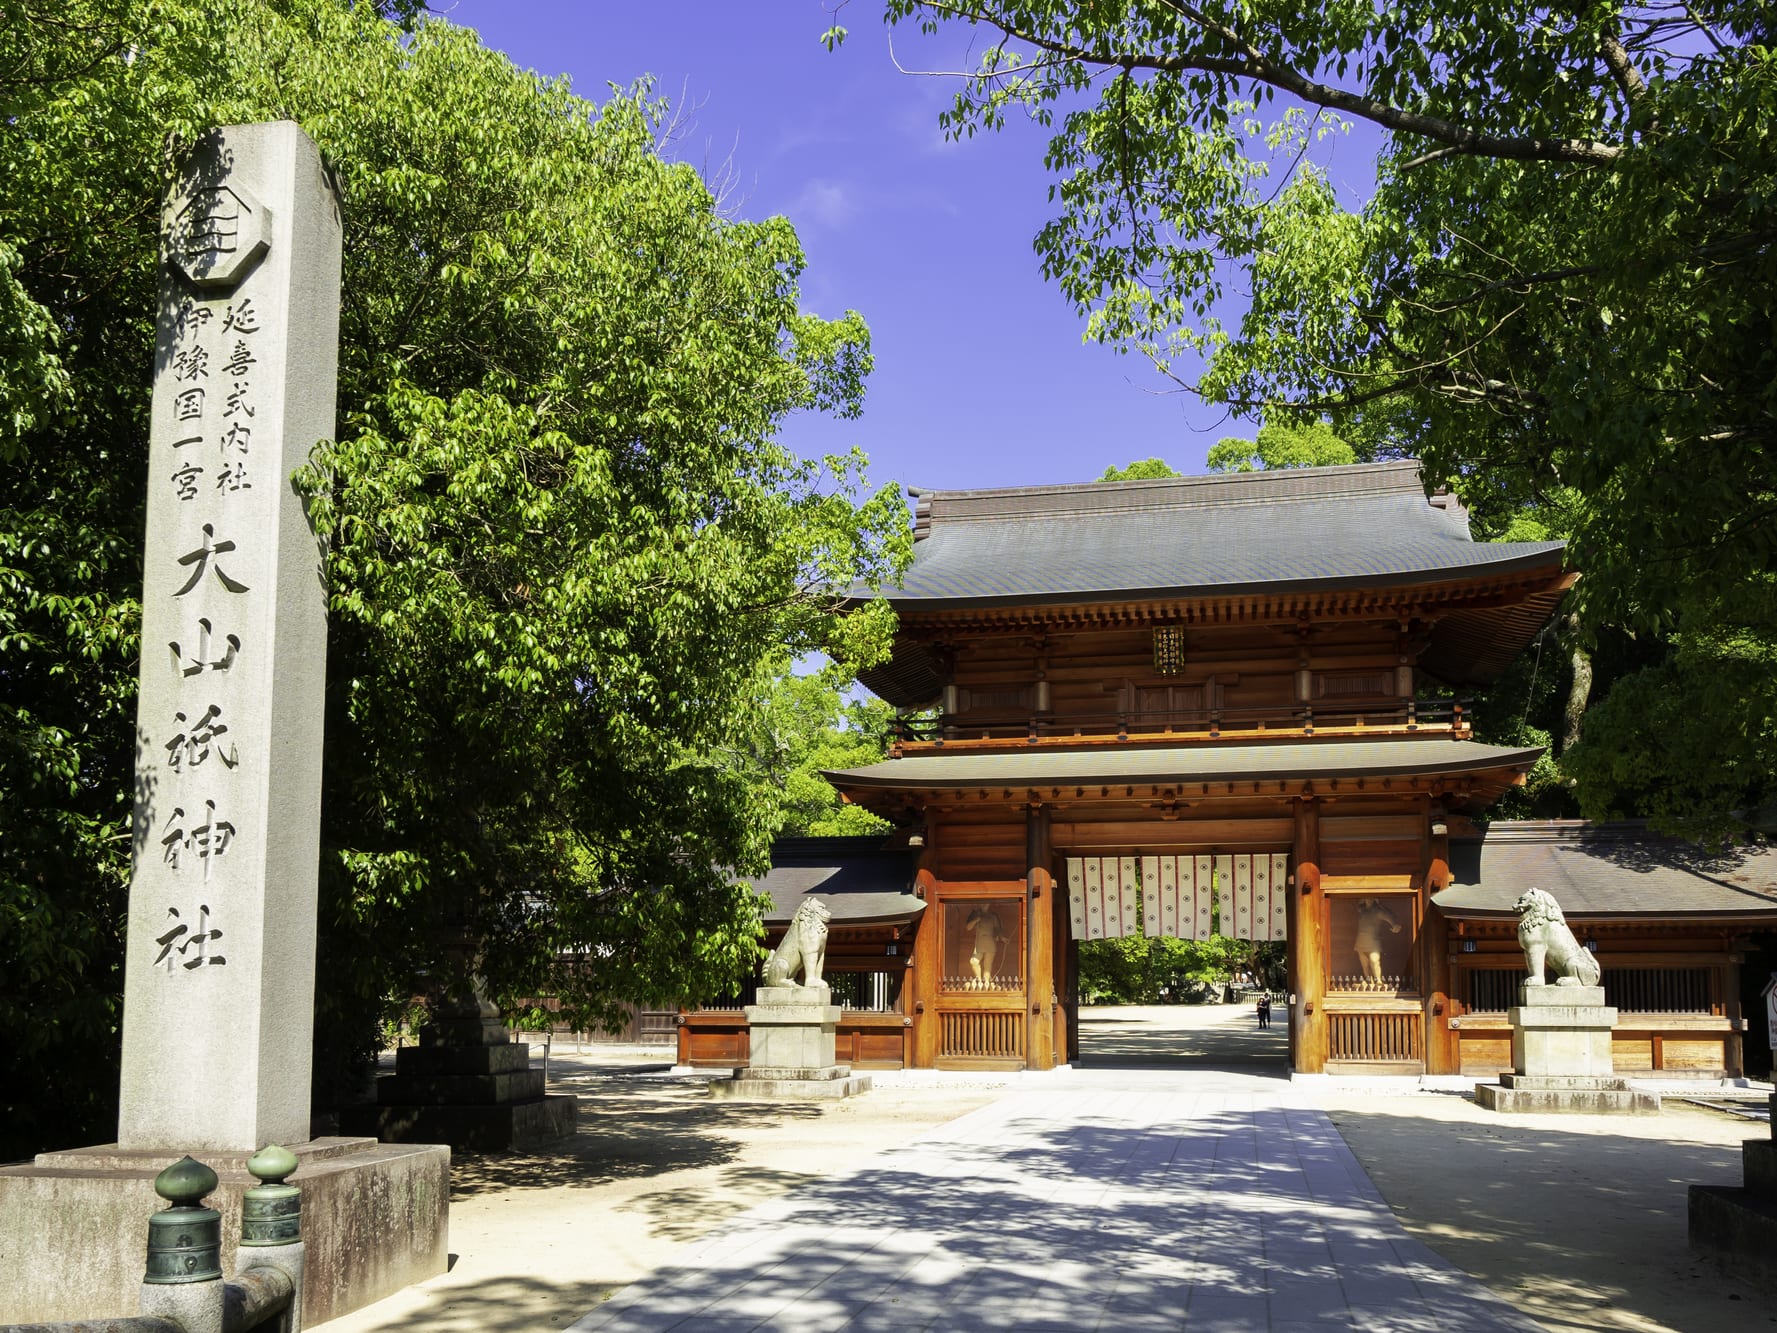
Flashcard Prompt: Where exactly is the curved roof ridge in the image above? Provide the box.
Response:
[913,459,1431,526]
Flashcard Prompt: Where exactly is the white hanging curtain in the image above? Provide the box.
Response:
[1065,856,1141,939]
[1209,853,1290,941]
[1071,854,1289,941]
[1139,854,1215,940]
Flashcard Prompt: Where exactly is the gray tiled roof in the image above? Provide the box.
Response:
[751,837,925,927]
[871,461,1564,606]
[825,738,1543,790]
[1433,822,1777,917]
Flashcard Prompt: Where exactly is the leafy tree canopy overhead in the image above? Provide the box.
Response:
[871,1,1774,640]
[1,0,907,1155]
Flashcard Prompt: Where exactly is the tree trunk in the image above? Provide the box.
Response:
[1561,643,1593,754]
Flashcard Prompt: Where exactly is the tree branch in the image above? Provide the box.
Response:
[1598,31,1649,107]
[1399,262,1606,314]
[909,0,1625,166]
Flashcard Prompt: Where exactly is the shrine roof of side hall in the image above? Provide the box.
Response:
[1433,821,1777,920]
[749,838,925,927]
[857,460,1565,609]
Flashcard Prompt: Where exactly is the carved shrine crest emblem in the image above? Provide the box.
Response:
[166,180,273,290]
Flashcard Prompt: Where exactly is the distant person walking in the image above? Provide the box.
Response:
[1256,994,1272,1029]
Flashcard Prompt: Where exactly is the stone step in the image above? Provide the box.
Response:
[374,1069,546,1106]
[418,1018,514,1048]
[1498,1073,1635,1091]
[1476,1081,1660,1114]
[741,1065,856,1081]
[341,1094,577,1151]
[710,1073,872,1102]
[396,1041,533,1076]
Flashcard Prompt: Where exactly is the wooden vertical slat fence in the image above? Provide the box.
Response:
[1328,1011,1423,1064]
[1465,967,1714,1014]
[940,1010,1025,1061]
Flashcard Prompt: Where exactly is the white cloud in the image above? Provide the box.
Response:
[789,179,858,230]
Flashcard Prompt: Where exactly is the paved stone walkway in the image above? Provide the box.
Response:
[568,1067,1544,1332]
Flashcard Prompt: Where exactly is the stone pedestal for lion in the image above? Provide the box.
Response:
[708,985,871,1101]
[1476,888,1657,1115]
[1476,985,1658,1114]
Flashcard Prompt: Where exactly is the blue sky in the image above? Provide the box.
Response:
[441,2,1375,496]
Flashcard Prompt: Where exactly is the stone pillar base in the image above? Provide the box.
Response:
[745,986,842,1070]
[339,1021,575,1151]
[1689,1185,1777,1284]
[1508,984,1617,1078]
[0,1136,448,1326]
[1690,1092,1777,1278]
[1475,1074,1660,1115]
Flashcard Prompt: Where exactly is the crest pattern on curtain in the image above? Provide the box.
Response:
[1068,853,1290,940]
[1065,856,1141,939]
[1140,854,1215,940]
[1213,853,1290,942]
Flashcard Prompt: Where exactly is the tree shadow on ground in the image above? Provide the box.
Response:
[447,1076,822,1197]
[1327,1101,1775,1333]
[338,1275,619,1333]
[579,1102,1529,1333]
[580,1096,1777,1333]
[620,1163,822,1245]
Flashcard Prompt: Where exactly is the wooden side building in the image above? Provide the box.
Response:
[678,463,1777,1075]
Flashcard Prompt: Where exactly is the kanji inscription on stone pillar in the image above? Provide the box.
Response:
[119,123,341,1151]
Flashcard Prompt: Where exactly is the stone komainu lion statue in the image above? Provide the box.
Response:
[1514,887,1601,987]
[763,897,831,989]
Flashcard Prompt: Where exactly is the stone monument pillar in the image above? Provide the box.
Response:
[115,119,339,1153]
[0,123,447,1328]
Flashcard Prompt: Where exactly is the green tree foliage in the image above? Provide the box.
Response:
[1078,935,1281,1004]
[1,0,907,1155]
[1098,457,1182,482]
[759,668,896,837]
[1207,418,1357,473]
[1099,417,1356,483]
[880,1,1776,836]
[1565,623,1777,837]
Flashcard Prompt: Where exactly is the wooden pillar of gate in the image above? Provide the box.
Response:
[1422,805,1457,1074]
[1292,798,1328,1072]
[911,827,942,1069]
[1026,804,1057,1070]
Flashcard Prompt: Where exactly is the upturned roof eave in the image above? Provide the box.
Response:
[841,544,1568,614]
[759,900,927,929]
[821,739,1546,792]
